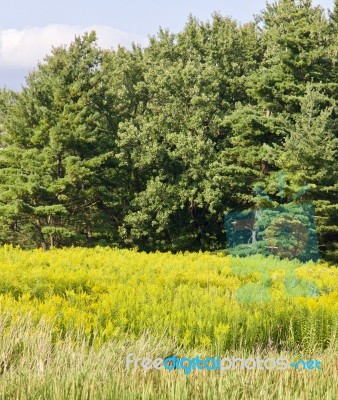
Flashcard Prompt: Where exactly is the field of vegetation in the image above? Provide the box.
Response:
[0,246,337,399]
[0,0,337,398]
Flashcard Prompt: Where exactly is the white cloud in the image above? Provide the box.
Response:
[0,24,147,69]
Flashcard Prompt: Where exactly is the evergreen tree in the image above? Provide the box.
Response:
[249,0,333,114]
[264,86,338,258]
[0,33,120,248]
[0,4,336,258]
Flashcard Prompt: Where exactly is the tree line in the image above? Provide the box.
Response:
[0,0,337,260]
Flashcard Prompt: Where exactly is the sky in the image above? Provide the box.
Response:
[0,0,335,90]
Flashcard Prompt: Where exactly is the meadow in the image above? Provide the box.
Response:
[0,245,337,399]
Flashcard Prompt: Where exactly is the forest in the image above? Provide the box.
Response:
[0,0,337,260]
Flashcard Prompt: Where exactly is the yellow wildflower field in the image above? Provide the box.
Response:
[0,245,337,352]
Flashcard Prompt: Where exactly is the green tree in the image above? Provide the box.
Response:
[249,0,333,114]
[0,33,121,248]
[116,15,261,251]
[264,86,338,258]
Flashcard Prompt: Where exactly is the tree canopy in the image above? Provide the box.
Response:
[0,1,337,261]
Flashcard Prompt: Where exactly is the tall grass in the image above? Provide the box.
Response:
[0,314,336,400]
[0,246,337,398]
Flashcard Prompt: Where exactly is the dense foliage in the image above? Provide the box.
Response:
[0,0,337,259]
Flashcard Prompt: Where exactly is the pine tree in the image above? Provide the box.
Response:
[0,33,118,248]
[249,0,333,115]
[267,86,338,258]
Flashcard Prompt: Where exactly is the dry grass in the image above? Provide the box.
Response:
[0,314,336,400]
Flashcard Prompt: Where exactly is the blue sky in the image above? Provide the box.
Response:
[0,0,334,90]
